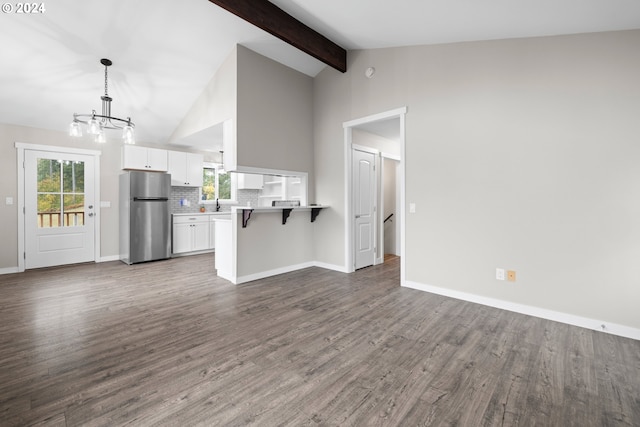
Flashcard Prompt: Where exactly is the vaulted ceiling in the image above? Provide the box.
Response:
[1,0,638,146]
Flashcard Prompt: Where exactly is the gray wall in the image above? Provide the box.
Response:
[236,210,315,278]
[236,45,314,190]
[313,30,640,329]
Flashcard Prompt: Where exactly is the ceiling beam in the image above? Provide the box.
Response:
[208,0,347,73]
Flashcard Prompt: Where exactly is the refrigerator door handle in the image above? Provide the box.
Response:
[133,197,169,201]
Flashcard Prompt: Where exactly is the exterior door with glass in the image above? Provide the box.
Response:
[24,150,96,269]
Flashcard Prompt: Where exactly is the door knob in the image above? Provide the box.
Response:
[88,205,93,209]
[355,214,361,218]
[88,212,94,217]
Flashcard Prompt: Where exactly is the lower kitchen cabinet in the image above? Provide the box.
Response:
[172,216,211,254]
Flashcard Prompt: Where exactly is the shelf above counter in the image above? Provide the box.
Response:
[231,205,328,228]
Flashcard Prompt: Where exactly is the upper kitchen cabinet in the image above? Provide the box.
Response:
[122,145,168,171]
[237,173,263,190]
[168,151,204,187]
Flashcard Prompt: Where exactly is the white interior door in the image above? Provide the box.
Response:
[24,150,96,269]
[353,148,376,269]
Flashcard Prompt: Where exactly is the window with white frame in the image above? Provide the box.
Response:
[200,162,236,203]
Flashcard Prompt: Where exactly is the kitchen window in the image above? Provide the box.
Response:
[200,162,236,203]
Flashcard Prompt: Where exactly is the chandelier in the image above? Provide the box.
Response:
[69,58,135,144]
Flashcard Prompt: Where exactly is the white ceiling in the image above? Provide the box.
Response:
[1,0,639,147]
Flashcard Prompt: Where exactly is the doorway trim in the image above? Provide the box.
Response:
[343,107,406,284]
[15,142,102,272]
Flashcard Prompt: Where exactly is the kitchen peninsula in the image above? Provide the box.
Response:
[215,205,327,284]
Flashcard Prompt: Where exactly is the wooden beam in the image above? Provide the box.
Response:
[208,0,347,73]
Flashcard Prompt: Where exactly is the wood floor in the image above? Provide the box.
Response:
[0,255,639,426]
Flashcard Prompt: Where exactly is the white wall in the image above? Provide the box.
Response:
[313,30,640,331]
[168,46,237,146]
[352,128,400,157]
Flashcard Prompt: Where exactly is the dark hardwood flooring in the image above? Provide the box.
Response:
[0,255,638,426]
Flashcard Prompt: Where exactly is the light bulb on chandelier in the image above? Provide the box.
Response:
[70,58,136,144]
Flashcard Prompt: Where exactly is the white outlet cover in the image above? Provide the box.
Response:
[496,268,506,280]
[409,203,416,213]
[5,197,13,205]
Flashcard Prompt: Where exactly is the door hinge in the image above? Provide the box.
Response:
[23,206,25,214]
[23,252,26,259]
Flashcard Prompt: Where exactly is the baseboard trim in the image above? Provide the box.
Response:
[0,266,19,275]
[313,261,350,273]
[98,255,120,263]
[234,262,317,285]
[404,280,640,341]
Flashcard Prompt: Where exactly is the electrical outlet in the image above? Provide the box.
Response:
[507,270,516,282]
[496,268,505,281]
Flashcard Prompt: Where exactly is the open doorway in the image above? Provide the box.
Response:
[382,155,401,259]
[343,107,406,280]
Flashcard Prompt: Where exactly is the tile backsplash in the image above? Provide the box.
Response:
[170,187,202,213]
[169,187,259,213]
[237,189,260,208]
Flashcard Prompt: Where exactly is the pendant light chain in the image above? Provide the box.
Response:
[104,63,109,98]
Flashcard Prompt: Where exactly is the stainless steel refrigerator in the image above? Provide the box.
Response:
[119,171,171,264]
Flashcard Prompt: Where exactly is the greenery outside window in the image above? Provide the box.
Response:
[200,162,236,203]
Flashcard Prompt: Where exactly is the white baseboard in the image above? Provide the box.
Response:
[313,261,350,273]
[234,262,316,285]
[216,269,234,283]
[219,260,349,285]
[404,280,640,341]
[0,266,19,275]
[98,255,120,263]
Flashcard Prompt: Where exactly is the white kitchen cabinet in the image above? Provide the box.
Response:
[172,215,210,254]
[168,151,204,187]
[237,173,263,190]
[122,145,168,171]
[209,216,216,250]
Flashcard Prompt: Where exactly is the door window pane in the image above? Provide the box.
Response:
[36,158,85,228]
[63,195,85,226]
[37,194,61,227]
[63,161,84,192]
[37,159,61,192]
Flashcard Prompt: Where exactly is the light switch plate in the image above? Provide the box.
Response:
[409,203,416,213]
[5,197,13,205]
